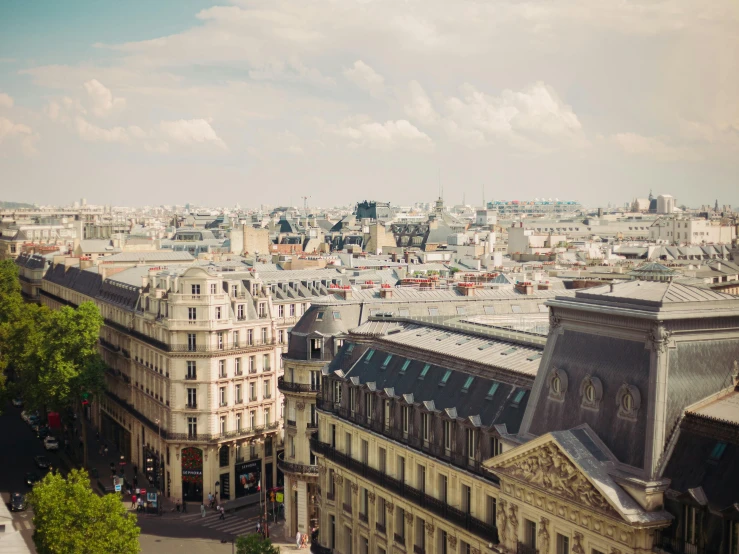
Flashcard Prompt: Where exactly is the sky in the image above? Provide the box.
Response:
[0,0,737,209]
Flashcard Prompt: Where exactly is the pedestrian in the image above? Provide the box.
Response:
[200,503,206,518]
[133,477,138,488]
[137,497,144,512]
[207,492,213,507]
[256,521,261,535]
[131,494,137,509]
[296,531,301,549]
[218,505,225,521]
[176,498,180,512]
[182,500,187,513]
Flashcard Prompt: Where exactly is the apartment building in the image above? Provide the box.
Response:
[649,217,736,245]
[309,280,739,554]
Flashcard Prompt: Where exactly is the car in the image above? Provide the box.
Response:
[30,423,40,435]
[43,436,59,451]
[37,425,50,439]
[20,410,31,423]
[10,493,26,512]
[25,472,41,487]
[34,455,51,470]
[12,398,23,408]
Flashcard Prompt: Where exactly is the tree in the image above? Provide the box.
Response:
[0,259,24,404]
[29,469,139,554]
[235,534,281,554]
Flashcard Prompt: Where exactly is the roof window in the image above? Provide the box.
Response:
[333,311,341,320]
[316,312,324,321]
[710,441,727,461]
[462,376,474,392]
[400,359,411,373]
[501,347,518,356]
[485,383,499,399]
[440,370,452,385]
[419,364,430,379]
[364,349,375,362]
[512,389,526,406]
[526,353,543,362]
[382,355,393,368]
[478,343,495,351]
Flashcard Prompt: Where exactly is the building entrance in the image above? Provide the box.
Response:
[181,447,204,503]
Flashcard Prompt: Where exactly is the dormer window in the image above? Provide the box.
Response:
[547,368,568,402]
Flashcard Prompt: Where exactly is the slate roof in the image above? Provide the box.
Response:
[15,252,47,269]
[574,280,737,306]
[100,251,195,263]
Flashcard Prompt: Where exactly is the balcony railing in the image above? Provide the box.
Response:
[394,534,405,545]
[185,374,198,381]
[185,403,198,410]
[517,543,538,554]
[287,419,296,427]
[278,376,321,394]
[99,338,121,352]
[277,453,319,476]
[310,438,499,545]
[343,503,353,514]
[414,546,425,554]
[169,339,276,353]
[376,523,386,534]
[316,398,495,483]
[359,513,368,524]
[658,536,699,554]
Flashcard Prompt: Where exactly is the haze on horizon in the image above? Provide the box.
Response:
[0,0,737,209]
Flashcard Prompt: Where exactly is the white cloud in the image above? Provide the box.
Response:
[344,61,385,97]
[325,115,433,152]
[0,117,39,156]
[75,117,133,144]
[404,81,439,125]
[0,93,14,109]
[159,119,227,149]
[83,79,126,117]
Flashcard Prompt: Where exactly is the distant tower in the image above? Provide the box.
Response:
[715,199,719,212]
[648,189,654,201]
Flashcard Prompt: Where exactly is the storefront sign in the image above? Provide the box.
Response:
[235,460,261,497]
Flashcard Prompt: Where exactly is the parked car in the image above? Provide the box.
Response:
[12,398,23,408]
[10,493,26,512]
[43,436,59,451]
[36,425,50,439]
[34,455,51,470]
[25,472,41,487]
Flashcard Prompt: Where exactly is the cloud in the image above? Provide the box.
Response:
[405,80,587,151]
[324,115,433,152]
[83,79,126,117]
[75,117,135,143]
[344,61,385,97]
[610,132,701,162]
[0,93,14,109]
[159,119,227,149]
[0,117,39,156]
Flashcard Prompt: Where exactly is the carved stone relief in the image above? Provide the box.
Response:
[368,492,376,504]
[538,517,550,554]
[649,323,671,353]
[387,503,395,514]
[498,444,616,515]
[350,482,358,494]
[448,536,457,549]
[496,499,508,545]
[572,533,585,554]
[296,402,306,411]
[508,504,519,543]
[404,512,413,524]
[425,522,435,536]
[335,475,344,486]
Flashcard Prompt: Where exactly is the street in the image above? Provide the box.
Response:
[0,400,287,553]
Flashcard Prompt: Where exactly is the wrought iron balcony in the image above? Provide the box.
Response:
[278,376,321,394]
[277,452,319,476]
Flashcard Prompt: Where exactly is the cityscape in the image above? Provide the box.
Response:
[1,2,738,554]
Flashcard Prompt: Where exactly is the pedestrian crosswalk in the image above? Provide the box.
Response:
[178,510,263,536]
[15,519,33,531]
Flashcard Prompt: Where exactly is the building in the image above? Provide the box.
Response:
[656,195,676,215]
[649,217,736,245]
[487,200,583,218]
[308,279,739,554]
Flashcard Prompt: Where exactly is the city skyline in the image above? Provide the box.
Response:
[1,0,737,207]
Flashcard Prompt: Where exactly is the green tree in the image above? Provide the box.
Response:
[29,469,139,554]
[235,534,281,554]
[0,259,24,403]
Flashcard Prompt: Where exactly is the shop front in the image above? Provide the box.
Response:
[235,460,261,498]
[181,447,204,503]
[101,413,131,460]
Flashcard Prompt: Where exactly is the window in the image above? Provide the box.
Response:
[333,311,341,320]
[710,441,727,461]
[491,436,503,456]
[290,304,296,316]
[377,496,386,527]
[486,495,496,526]
[415,516,426,552]
[438,474,448,502]
[419,364,430,379]
[264,408,271,426]
[233,331,239,347]
[439,531,447,554]
[395,507,405,541]
[247,329,253,345]
[235,384,242,403]
[729,521,739,554]
[263,354,270,371]
[512,389,526,406]
[557,534,570,554]
[421,413,430,441]
[236,412,242,430]
[188,307,197,321]
[466,428,477,460]
[220,386,227,406]
[401,406,409,433]
[361,439,369,464]
[210,283,217,294]
[249,382,256,401]
[345,432,352,457]
[191,284,200,296]
[462,376,474,391]
[220,416,226,434]
[359,487,368,517]
[333,381,342,404]
[215,306,222,319]
[461,484,471,514]
[261,328,268,343]
[456,306,466,315]
[440,370,451,385]
[263,379,270,399]
[400,359,411,373]
[217,332,224,350]
[350,388,357,413]
[443,421,451,451]
[187,388,197,407]
[186,360,196,380]
[525,519,537,549]
[316,312,324,321]
[366,394,374,420]
[365,349,375,362]
[378,447,387,473]
[428,307,439,316]
[460,541,471,554]
[278,305,284,318]
[382,355,392,368]
[249,410,256,428]
[235,357,242,375]
[187,417,197,437]
[249,356,256,373]
[417,463,426,493]
[486,383,499,399]
[397,455,405,483]
[219,359,226,378]
[237,305,244,319]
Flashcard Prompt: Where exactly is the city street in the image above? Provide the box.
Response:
[0,400,287,552]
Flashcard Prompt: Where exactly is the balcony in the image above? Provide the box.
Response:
[287,419,296,427]
[99,338,121,352]
[185,403,198,410]
[185,374,198,381]
[278,376,321,394]
[168,339,277,353]
[376,523,386,535]
[414,546,425,554]
[310,438,499,545]
[167,293,228,304]
[359,513,368,524]
[316,398,494,482]
[657,536,699,554]
[165,319,233,331]
[517,543,538,554]
[277,452,319,476]
[343,503,352,514]
[307,421,318,430]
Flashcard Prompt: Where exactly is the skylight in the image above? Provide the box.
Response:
[440,370,452,385]
[478,343,494,351]
[710,441,727,461]
[419,364,430,378]
[526,353,543,362]
[462,376,474,391]
[512,389,526,405]
[382,354,393,367]
[400,359,411,373]
[501,347,518,356]
[365,349,375,362]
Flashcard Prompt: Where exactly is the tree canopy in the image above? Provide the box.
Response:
[235,534,281,554]
[29,469,140,554]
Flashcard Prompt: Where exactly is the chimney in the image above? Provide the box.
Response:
[380,285,393,299]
